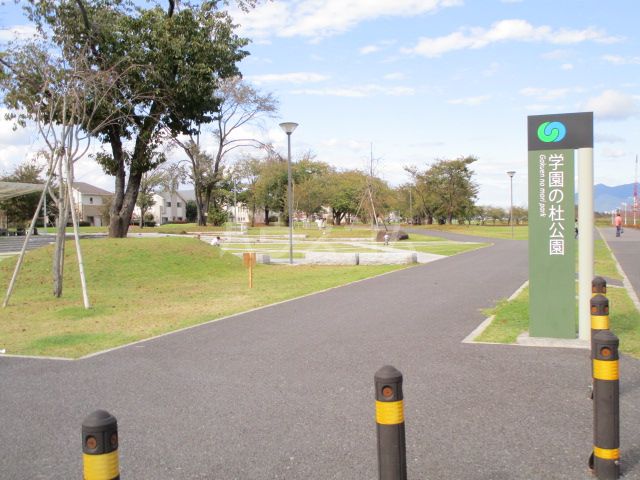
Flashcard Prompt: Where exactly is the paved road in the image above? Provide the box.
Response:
[0,234,55,254]
[1,231,639,479]
[599,225,640,302]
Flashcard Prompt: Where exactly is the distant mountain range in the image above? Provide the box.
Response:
[582,183,638,213]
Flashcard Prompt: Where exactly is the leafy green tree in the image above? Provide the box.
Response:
[185,200,198,222]
[486,206,507,225]
[12,0,253,238]
[406,157,478,225]
[404,166,440,224]
[0,160,45,228]
[512,206,528,225]
[253,157,287,225]
[292,157,333,219]
[325,170,368,226]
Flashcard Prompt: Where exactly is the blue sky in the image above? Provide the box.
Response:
[2,0,639,208]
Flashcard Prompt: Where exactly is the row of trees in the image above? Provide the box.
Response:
[1,153,531,231]
[0,1,517,237]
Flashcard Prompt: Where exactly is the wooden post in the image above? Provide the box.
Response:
[243,252,257,289]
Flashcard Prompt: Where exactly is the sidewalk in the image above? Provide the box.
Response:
[1,232,638,479]
[599,225,640,308]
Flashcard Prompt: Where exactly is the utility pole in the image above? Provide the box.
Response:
[634,154,638,225]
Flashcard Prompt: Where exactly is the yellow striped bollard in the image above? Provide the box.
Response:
[591,330,620,479]
[591,295,609,354]
[592,277,607,297]
[375,365,406,480]
[82,410,120,480]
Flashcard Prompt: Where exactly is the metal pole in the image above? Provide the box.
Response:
[287,132,293,265]
[510,175,514,239]
[578,147,594,341]
[43,193,47,234]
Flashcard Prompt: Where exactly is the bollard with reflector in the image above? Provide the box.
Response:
[590,330,620,479]
[82,410,120,480]
[592,276,607,297]
[591,295,609,349]
[375,365,407,480]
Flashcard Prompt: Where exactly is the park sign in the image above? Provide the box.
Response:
[527,112,593,338]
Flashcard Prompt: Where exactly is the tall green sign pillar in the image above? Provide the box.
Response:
[528,112,593,338]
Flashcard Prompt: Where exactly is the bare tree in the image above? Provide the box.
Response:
[1,41,131,307]
[170,77,278,225]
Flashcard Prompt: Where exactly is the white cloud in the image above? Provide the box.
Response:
[582,90,639,120]
[525,104,567,112]
[482,62,500,77]
[541,49,572,60]
[519,87,575,101]
[0,25,38,43]
[247,72,330,85]
[602,54,640,65]
[601,147,627,159]
[596,133,625,144]
[383,72,407,81]
[235,0,462,40]
[291,84,415,97]
[447,95,491,106]
[561,63,574,70]
[404,19,620,57]
[359,45,380,55]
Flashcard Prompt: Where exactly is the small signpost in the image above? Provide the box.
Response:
[527,112,593,339]
[243,252,257,289]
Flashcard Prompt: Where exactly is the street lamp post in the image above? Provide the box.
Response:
[280,122,298,264]
[507,171,516,239]
[622,202,628,226]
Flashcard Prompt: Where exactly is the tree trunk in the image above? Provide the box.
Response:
[52,178,68,298]
[109,170,142,237]
[264,207,269,225]
[195,188,207,226]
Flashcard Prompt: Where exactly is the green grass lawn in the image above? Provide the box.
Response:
[0,237,405,358]
[475,238,640,358]
[416,224,529,240]
[406,242,489,256]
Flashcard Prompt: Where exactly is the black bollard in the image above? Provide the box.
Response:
[592,330,620,479]
[375,365,407,480]
[591,295,609,353]
[82,410,120,480]
[592,277,607,297]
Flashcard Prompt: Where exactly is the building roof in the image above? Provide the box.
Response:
[178,190,196,201]
[72,182,113,196]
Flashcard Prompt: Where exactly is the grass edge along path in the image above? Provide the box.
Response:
[474,242,640,359]
[0,237,409,359]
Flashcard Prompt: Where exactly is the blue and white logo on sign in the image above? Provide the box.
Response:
[537,121,567,143]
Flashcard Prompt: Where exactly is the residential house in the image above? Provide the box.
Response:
[72,182,113,227]
[147,191,189,224]
[177,189,255,224]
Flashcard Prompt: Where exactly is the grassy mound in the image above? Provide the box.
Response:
[0,237,403,358]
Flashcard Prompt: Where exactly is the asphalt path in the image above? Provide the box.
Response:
[2,230,640,479]
[599,225,640,302]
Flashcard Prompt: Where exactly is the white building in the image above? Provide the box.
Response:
[146,191,189,224]
[71,182,113,227]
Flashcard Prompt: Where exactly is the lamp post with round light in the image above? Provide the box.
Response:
[279,122,298,264]
[507,171,516,239]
